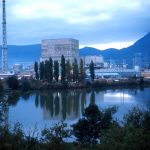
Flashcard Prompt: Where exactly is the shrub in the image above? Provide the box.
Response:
[7,76,19,90]
[72,104,117,146]
[21,78,30,91]
[41,122,70,150]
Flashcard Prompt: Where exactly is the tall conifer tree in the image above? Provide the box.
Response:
[73,59,79,82]
[61,55,66,82]
[66,60,72,82]
[34,61,39,80]
[89,60,95,81]
[80,59,86,81]
[54,61,59,82]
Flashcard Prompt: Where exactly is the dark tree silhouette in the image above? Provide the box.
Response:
[89,60,95,81]
[34,61,39,80]
[60,55,66,83]
[54,61,59,82]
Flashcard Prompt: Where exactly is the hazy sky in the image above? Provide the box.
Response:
[1,0,150,49]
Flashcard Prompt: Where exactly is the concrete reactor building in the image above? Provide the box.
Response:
[41,38,79,63]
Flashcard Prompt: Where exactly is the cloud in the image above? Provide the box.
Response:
[1,0,150,48]
[10,0,144,23]
[81,41,135,50]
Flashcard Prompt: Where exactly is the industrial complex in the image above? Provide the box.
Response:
[0,0,150,80]
[41,38,79,64]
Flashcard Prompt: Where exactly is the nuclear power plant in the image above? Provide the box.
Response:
[0,0,149,80]
[41,38,79,64]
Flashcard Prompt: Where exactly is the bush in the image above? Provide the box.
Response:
[123,107,150,130]
[21,78,30,91]
[72,104,117,146]
[7,76,19,90]
[41,122,70,150]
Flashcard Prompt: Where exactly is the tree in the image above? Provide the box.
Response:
[54,61,59,82]
[42,122,70,150]
[39,61,45,80]
[60,55,66,83]
[72,104,101,145]
[100,107,150,150]
[80,59,86,82]
[44,60,49,81]
[7,76,19,90]
[44,58,53,82]
[0,80,3,92]
[123,107,143,128]
[49,57,53,82]
[21,78,30,91]
[89,60,95,81]
[72,59,79,82]
[123,107,150,130]
[72,104,117,146]
[34,62,39,80]
[66,60,72,82]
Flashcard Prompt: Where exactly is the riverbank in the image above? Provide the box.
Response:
[1,76,150,93]
[23,77,150,90]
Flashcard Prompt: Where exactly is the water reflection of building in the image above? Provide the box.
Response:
[19,89,147,122]
[35,91,82,121]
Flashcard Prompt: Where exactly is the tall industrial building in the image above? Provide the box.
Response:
[2,0,8,72]
[41,38,79,63]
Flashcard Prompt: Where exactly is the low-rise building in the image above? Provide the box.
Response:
[86,68,141,79]
[82,55,104,68]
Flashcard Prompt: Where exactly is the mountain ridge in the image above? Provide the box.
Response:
[0,32,149,67]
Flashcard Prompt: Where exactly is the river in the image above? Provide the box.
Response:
[8,88,150,130]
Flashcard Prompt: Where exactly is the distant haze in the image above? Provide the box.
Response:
[0,0,150,49]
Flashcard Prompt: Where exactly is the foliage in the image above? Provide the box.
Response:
[8,91,20,106]
[42,122,70,143]
[72,104,117,146]
[49,57,53,82]
[0,105,150,149]
[100,125,150,150]
[61,55,66,83]
[44,60,50,81]
[66,60,72,82]
[80,59,86,82]
[39,61,45,80]
[41,122,70,150]
[0,123,40,150]
[123,107,150,130]
[89,60,95,81]
[72,59,79,82]
[99,106,150,150]
[7,76,19,90]
[34,61,39,80]
[21,78,30,91]
[54,61,59,82]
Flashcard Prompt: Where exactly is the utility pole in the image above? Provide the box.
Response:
[2,0,8,73]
